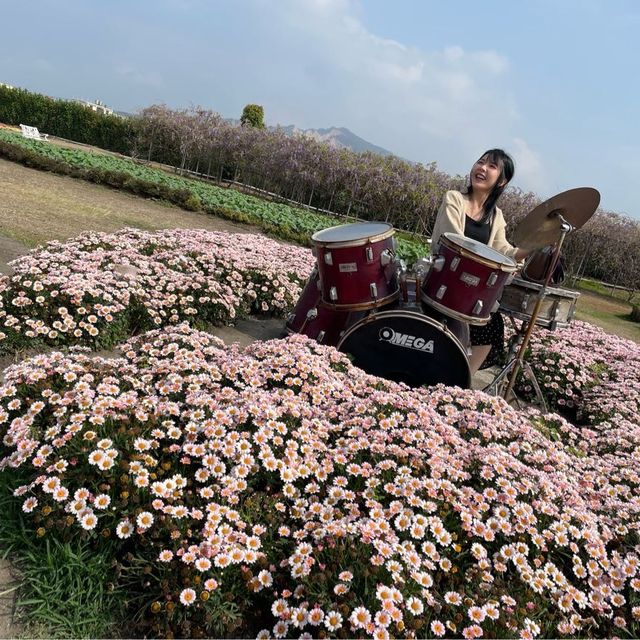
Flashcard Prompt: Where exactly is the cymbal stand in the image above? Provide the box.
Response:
[483,316,547,410]
[484,212,574,406]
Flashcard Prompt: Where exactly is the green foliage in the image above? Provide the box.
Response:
[0,85,135,153]
[240,103,265,129]
[0,473,127,639]
[0,129,427,262]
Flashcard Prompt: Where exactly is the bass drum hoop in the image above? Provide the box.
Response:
[336,309,471,388]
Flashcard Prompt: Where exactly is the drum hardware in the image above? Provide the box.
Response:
[365,246,374,262]
[483,315,548,411]
[324,252,333,265]
[488,212,576,405]
[380,249,394,266]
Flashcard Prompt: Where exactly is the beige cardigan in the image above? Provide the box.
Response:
[430,190,518,259]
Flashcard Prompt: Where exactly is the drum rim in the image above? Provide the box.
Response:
[312,222,395,247]
[507,277,580,299]
[421,295,491,325]
[336,309,471,388]
[441,233,517,271]
[319,290,400,311]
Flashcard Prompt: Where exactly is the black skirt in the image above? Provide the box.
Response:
[469,312,505,368]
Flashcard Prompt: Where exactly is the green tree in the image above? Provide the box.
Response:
[240,104,265,129]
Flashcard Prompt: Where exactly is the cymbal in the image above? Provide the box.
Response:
[512,187,600,250]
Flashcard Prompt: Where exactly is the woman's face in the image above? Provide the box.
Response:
[470,155,504,192]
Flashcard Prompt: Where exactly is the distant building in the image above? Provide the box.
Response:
[75,98,118,117]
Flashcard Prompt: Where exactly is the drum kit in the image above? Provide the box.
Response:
[285,188,600,405]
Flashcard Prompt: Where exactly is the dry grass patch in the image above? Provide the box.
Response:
[0,157,255,247]
[575,289,640,343]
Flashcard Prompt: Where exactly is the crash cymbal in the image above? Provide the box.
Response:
[512,187,600,250]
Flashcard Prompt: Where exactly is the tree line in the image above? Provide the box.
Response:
[1,85,639,298]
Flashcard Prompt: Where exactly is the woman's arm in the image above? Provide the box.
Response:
[431,191,466,248]
[489,208,521,259]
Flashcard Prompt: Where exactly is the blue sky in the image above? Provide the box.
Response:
[1,0,639,220]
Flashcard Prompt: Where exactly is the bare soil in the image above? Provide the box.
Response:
[0,157,257,248]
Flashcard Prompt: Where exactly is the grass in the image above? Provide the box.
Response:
[574,288,640,343]
[0,156,254,248]
[0,474,126,639]
[575,277,639,305]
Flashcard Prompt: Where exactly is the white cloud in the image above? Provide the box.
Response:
[257,0,517,174]
[510,137,549,195]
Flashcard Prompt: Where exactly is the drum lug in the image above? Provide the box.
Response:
[472,300,484,316]
[324,251,333,265]
[436,285,447,300]
[366,246,374,262]
[306,308,318,320]
[450,257,461,271]
[380,249,394,266]
[520,294,530,312]
[329,286,338,301]
[487,273,498,286]
[432,256,446,272]
[370,283,378,299]
[491,300,500,313]
[317,330,326,343]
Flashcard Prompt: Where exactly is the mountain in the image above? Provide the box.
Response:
[278,125,394,156]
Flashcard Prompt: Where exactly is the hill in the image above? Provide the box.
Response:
[278,125,394,156]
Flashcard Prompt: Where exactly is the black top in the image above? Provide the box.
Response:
[464,214,491,245]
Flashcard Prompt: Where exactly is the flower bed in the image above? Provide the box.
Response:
[2,324,639,638]
[512,320,640,420]
[0,228,313,353]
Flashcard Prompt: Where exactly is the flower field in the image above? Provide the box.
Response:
[0,228,313,354]
[1,229,640,638]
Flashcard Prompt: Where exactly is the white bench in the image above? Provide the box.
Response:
[19,124,49,141]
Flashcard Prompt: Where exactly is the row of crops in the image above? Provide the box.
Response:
[0,129,428,262]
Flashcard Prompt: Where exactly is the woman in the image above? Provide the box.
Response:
[430,149,529,374]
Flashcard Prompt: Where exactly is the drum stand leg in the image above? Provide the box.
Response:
[483,353,547,411]
[485,214,574,409]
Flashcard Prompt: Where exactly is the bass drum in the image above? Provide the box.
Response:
[337,310,471,389]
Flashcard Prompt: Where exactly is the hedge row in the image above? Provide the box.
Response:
[0,85,134,154]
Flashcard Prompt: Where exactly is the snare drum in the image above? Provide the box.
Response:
[422,233,517,325]
[311,222,399,310]
[499,277,580,330]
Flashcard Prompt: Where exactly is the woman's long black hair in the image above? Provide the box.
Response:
[467,149,515,222]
